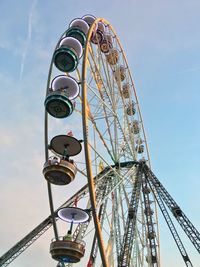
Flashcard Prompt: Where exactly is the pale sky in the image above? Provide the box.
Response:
[0,0,200,266]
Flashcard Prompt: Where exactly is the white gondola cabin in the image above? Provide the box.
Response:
[45,75,79,119]
[53,37,82,72]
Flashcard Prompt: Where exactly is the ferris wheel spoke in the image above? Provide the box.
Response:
[89,46,112,98]
[99,55,113,100]
[117,184,126,229]
[92,113,134,163]
[86,75,117,117]
[87,47,134,159]
[88,129,115,163]
[76,167,87,177]
[89,106,116,155]
[96,168,137,218]
[76,97,128,163]
[86,91,116,121]
[95,104,117,160]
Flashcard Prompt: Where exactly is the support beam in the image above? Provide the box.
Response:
[142,163,199,260]
[118,165,142,267]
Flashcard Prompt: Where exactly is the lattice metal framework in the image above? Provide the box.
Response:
[142,163,200,254]
[142,176,159,266]
[1,162,199,266]
[118,165,143,267]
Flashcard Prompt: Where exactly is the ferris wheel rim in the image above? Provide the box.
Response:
[81,17,157,267]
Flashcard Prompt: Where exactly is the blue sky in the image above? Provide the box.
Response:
[0,0,199,266]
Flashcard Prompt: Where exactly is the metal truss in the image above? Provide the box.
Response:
[113,174,123,261]
[142,163,200,254]
[89,172,113,265]
[0,162,137,267]
[142,176,159,266]
[145,174,193,266]
[1,160,199,267]
[118,165,143,267]
[0,167,113,267]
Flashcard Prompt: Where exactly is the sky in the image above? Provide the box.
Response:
[0,0,200,266]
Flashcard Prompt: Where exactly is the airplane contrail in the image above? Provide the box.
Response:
[19,0,37,81]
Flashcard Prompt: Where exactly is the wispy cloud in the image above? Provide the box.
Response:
[19,0,37,81]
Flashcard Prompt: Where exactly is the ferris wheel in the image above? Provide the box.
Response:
[43,14,158,267]
[1,15,199,267]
